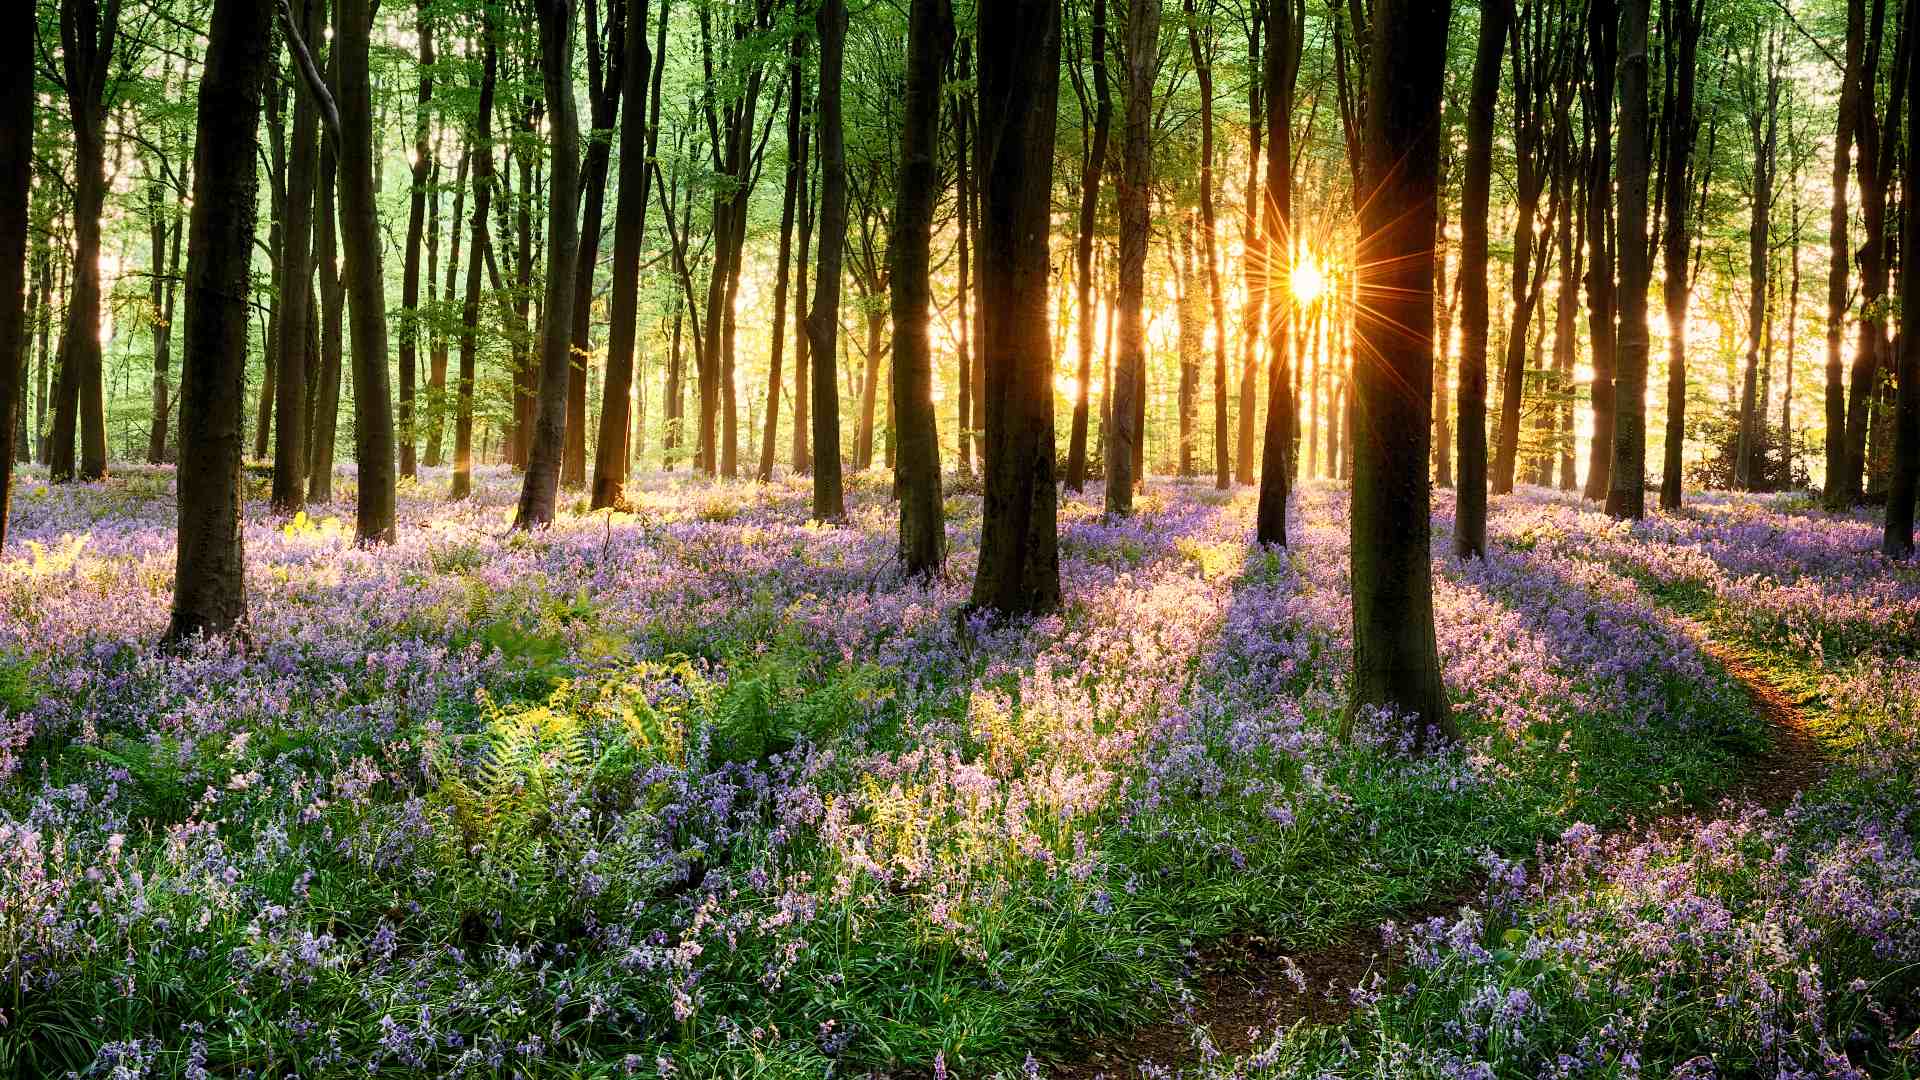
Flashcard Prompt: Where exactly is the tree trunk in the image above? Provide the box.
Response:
[1176,215,1200,478]
[1736,43,1778,492]
[969,0,1063,615]
[397,0,436,482]
[426,148,467,469]
[1236,12,1262,485]
[1658,0,1702,510]
[308,121,345,503]
[513,0,582,530]
[274,0,325,513]
[1582,0,1618,501]
[809,0,849,521]
[1065,0,1113,492]
[335,0,398,542]
[1605,0,1651,520]
[1825,0,1864,509]
[1347,0,1455,746]
[1108,0,1156,515]
[1183,0,1230,490]
[146,185,182,464]
[593,0,662,509]
[1455,0,1505,559]
[52,0,121,484]
[793,80,814,476]
[0,0,28,547]
[758,28,804,485]
[167,0,272,642]
[255,78,284,466]
[890,0,953,576]
[1254,0,1302,544]
[1885,18,1919,557]
[568,0,622,491]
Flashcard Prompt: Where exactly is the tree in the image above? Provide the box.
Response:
[1347,0,1454,745]
[891,0,953,577]
[1825,0,1865,509]
[396,0,438,483]
[50,0,124,484]
[273,0,324,513]
[1065,0,1113,492]
[1254,0,1303,546]
[1734,22,1781,492]
[808,0,849,522]
[593,0,665,509]
[1108,0,1158,516]
[566,0,624,491]
[1658,0,1705,511]
[1886,7,1919,558]
[1605,0,1652,521]
[1455,0,1507,560]
[0,0,29,550]
[513,0,583,530]
[1581,0,1618,501]
[167,0,274,642]
[969,0,1063,616]
[758,21,805,485]
[1186,0,1231,490]
[452,12,499,503]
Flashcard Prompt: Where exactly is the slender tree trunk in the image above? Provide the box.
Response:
[397,0,436,482]
[1254,0,1301,543]
[335,0,398,542]
[1582,0,1618,500]
[1737,52,1778,492]
[146,187,182,464]
[52,0,121,484]
[1605,0,1652,520]
[758,31,804,485]
[1825,0,1865,508]
[1347,0,1455,746]
[1886,18,1919,556]
[254,80,284,467]
[793,79,814,476]
[309,121,344,503]
[274,0,325,513]
[0,0,29,547]
[1176,215,1200,478]
[809,0,849,521]
[1658,0,1702,510]
[1236,13,1263,485]
[514,0,582,530]
[568,0,622,491]
[167,0,272,642]
[1456,0,1506,559]
[951,51,971,480]
[1108,0,1156,515]
[1433,181,1453,488]
[593,0,661,508]
[427,148,467,469]
[891,0,953,575]
[1065,0,1113,492]
[970,0,1063,615]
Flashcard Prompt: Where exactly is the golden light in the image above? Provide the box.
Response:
[1289,260,1327,305]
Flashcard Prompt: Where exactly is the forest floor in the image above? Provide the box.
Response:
[0,467,1914,1078]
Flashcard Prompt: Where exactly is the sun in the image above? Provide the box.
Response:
[1289,259,1327,305]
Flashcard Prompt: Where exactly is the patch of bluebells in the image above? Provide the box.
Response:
[0,467,1771,1074]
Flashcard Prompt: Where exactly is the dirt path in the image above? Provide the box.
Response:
[1046,626,1827,1080]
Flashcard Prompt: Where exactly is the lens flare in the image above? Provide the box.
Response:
[1289,260,1327,305]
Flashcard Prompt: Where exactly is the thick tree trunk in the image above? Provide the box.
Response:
[1254,0,1301,544]
[809,0,849,521]
[273,0,324,513]
[513,0,582,530]
[593,0,660,509]
[969,0,1063,615]
[1455,0,1505,559]
[1346,0,1454,746]
[1658,0,1701,510]
[167,0,272,642]
[1842,0,1901,507]
[890,0,953,576]
[1108,0,1157,515]
[335,0,398,542]
[1065,0,1113,492]
[1605,0,1652,520]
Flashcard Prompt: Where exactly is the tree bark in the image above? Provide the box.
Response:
[0,0,29,548]
[52,0,121,484]
[1108,0,1157,515]
[1346,0,1454,746]
[757,28,805,485]
[1581,0,1618,500]
[513,0,583,530]
[890,0,953,576]
[167,0,273,642]
[1885,15,1919,557]
[1065,0,1113,492]
[274,0,324,512]
[1254,0,1303,544]
[146,184,182,464]
[1236,13,1262,485]
[1658,0,1702,510]
[1455,0,1506,559]
[809,0,849,521]
[567,0,623,491]
[969,0,1063,616]
[1605,0,1651,520]
[396,0,436,482]
[308,121,345,503]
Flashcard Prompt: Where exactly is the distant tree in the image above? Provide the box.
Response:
[1186,0,1231,490]
[566,0,623,491]
[452,12,499,503]
[167,0,273,642]
[513,0,582,530]
[969,0,1063,616]
[1581,0,1618,501]
[1658,0,1705,511]
[758,21,805,486]
[1064,0,1113,493]
[273,0,324,513]
[1108,0,1158,516]
[1346,0,1454,745]
[1253,0,1302,546]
